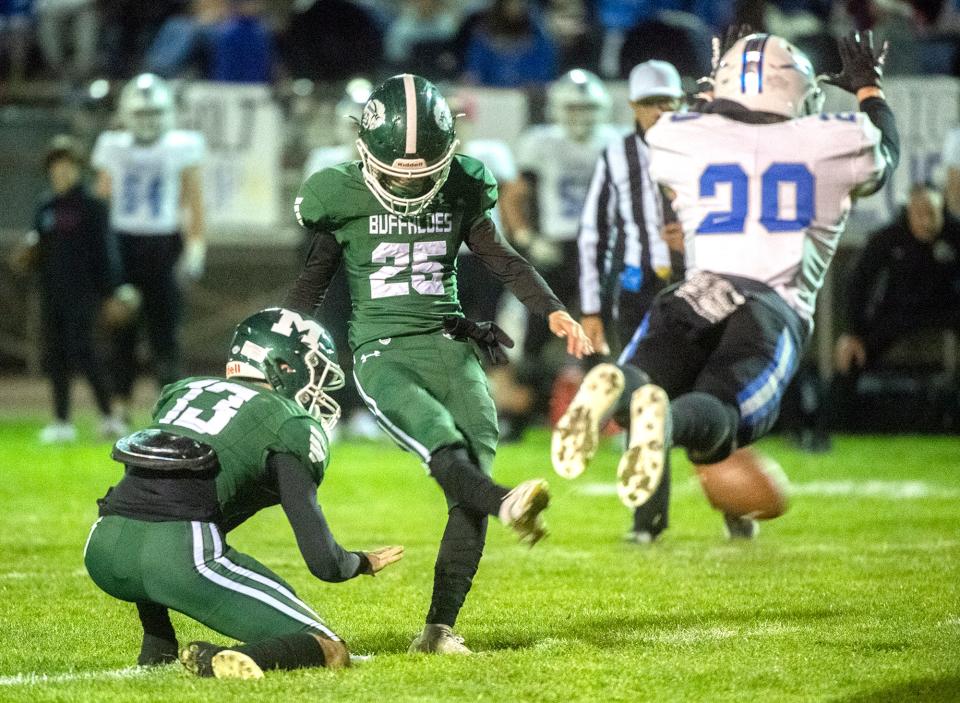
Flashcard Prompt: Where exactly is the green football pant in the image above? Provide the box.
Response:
[84,516,340,642]
[352,332,499,473]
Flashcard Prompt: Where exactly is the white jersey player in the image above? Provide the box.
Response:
[92,73,207,413]
[513,70,620,247]
[647,109,883,324]
[553,31,898,538]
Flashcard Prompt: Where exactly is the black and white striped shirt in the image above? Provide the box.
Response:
[577,131,672,316]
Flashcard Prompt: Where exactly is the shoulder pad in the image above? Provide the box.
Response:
[112,429,219,472]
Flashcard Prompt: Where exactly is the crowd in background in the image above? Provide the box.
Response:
[7,0,960,88]
[4,0,960,443]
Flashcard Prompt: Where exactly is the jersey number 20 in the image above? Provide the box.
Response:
[696,163,814,235]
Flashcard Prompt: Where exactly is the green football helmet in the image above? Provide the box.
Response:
[356,73,459,216]
[226,308,345,432]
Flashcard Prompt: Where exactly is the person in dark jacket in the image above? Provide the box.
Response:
[30,135,136,444]
[832,182,960,428]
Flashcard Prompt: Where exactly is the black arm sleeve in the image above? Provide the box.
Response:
[464,216,565,317]
[282,230,344,315]
[269,452,365,582]
[860,97,900,173]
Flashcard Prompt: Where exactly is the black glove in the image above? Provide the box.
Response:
[823,30,886,94]
[442,315,514,366]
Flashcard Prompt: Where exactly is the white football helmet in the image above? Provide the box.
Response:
[713,34,823,118]
[547,68,611,142]
[119,73,175,143]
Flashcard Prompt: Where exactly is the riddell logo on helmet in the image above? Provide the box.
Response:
[392,158,427,169]
[225,362,242,376]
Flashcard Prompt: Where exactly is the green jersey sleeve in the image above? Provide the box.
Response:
[276,416,330,485]
[455,154,498,232]
[294,165,363,232]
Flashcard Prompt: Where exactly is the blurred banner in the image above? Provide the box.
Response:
[822,77,960,244]
[180,83,284,240]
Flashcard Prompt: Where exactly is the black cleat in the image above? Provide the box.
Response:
[180,640,225,677]
[723,513,759,540]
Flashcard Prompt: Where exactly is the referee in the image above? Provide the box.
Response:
[576,60,685,543]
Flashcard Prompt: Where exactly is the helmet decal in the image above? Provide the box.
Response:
[362,99,386,131]
[226,308,345,433]
[434,98,453,131]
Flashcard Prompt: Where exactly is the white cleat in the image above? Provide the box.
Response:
[551,363,625,479]
[499,479,550,545]
[39,422,77,445]
[617,384,670,509]
[408,624,472,655]
[98,414,129,441]
[210,649,265,680]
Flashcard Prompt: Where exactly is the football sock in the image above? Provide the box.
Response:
[428,446,508,516]
[632,453,671,537]
[136,603,178,666]
[611,364,652,427]
[426,505,487,627]
[234,632,328,670]
[671,392,739,464]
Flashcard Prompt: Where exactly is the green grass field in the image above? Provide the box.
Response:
[1,411,958,702]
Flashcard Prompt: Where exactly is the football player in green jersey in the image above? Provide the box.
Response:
[84,307,404,680]
[286,74,593,654]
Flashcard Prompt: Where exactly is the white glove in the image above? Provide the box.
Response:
[177,240,207,283]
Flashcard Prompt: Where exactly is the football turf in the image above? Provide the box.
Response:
[0,414,958,702]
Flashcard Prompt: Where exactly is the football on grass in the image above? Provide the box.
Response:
[695,448,789,519]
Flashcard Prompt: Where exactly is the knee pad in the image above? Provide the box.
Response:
[672,392,738,465]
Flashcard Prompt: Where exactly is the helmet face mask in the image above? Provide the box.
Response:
[226,308,345,433]
[548,69,611,142]
[120,73,175,144]
[714,34,823,119]
[356,74,459,216]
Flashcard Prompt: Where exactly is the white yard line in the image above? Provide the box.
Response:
[0,667,157,686]
[576,479,960,499]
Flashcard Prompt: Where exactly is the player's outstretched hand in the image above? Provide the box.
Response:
[362,545,404,575]
[580,315,610,357]
[549,310,593,359]
[823,30,886,94]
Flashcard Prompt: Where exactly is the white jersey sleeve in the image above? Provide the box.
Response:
[648,111,885,323]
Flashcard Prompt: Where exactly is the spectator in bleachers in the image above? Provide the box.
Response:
[100,0,182,78]
[282,0,383,82]
[35,0,98,80]
[618,10,712,78]
[143,0,226,79]
[461,0,558,87]
[207,0,273,82]
[1,0,33,83]
[832,182,960,428]
[26,136,132,444]
[543,0,600,73]
[384,0,459,74]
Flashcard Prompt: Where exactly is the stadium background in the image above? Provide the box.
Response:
[0,0,960,418]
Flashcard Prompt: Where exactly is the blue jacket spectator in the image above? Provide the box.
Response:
[462,0,557,87]
[209,0,273,83]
